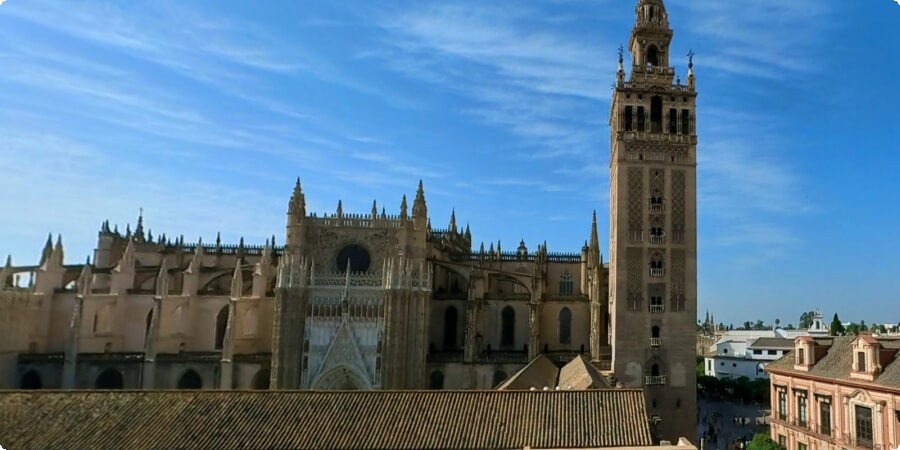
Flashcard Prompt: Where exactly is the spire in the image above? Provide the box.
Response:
[465,223,471,240]
[336,200,343,219]
[40,233,53,265]
[686,49,696,90]
[77,261,92,297]
[216,232,222,249]
[412,180,427,219]
[589,210,600,255]
[53,235,65,266]
[155,258,169,298]
[449,209,457,234]
[628,0,673,79]
[400,195,408,220]
[115,239,136,273]
[371,200,378,219]
[289,178,306,217]
[230,260,243,298]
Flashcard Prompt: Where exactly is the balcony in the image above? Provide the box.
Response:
[645,375,667,386]
[649,235,665,245]
[650,338,661,348]
[649,199,665,213]
[649,268,665,278]
[649,304,665,314]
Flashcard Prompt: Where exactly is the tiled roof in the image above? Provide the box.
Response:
[498,355,612,391]
[0,390,652,450]
[497,354,559,390]
[766,336,900,390]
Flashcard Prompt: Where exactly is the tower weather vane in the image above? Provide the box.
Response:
[687,49,695,68]
[618,45,624,64]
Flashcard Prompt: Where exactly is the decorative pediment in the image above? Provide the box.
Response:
[315,320,370,384]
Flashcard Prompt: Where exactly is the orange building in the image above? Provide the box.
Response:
[766,335,900,450]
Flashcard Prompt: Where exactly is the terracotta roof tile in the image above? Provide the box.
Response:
[0,390,652,450]
[767,336,900,390]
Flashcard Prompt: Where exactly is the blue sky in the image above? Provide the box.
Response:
[1,0,899,326]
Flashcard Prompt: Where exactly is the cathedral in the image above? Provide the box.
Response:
[0,0,697,442]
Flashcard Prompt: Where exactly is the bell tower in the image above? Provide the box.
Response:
[608,0,697,442]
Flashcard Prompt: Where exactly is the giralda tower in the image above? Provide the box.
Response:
[608,0,698,441]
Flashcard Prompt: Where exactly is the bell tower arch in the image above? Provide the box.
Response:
[609,0,697,442]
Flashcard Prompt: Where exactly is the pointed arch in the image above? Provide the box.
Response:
[559,271,574,296]
[501,306,515,347]
[559,307,572,345]
[430,371,444,390]
[95,368,124,389]
[20,370,42,389]
[215,305,228,350]
[172,304,187,335]
[177,370,203,389]
[443,306,458,349]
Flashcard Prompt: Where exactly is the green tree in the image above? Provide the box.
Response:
[876,324,888,334]
[743,321,752,330]
[747,433,785,450]
[846,323,861,336]
[799,310,816,329]
[860,320,868,332]
[830,313,845,336]
[774,318,781,329]
[754,320,765,330]
[785,323,796,330]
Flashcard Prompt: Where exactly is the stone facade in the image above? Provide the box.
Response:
[608,0,698,440]
[0,0,699,442]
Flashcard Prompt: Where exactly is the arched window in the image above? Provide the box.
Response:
[95,369,124,389]
[559,308,572,345]
[215,306,229,350]
[637,106,646,131]
[501,306,515,347]
[651,364,661,377]
[336,245,371,273]
[20,370,42,389]
[652,326,661,338]
[177,370,203,389]
[253,369,271,390]
[492,370,508,387]
[559,271,573,296]
[624,106,633,131]
[443,306,458,349]
[650,96,663,133]
[681,109,691,135]
[647,46,659,66]
[429,371,444,390]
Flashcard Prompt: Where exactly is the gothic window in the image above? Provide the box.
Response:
[177,370,203,389]
[624,106,633,131]
[649,253,665,275]
[443,306,458,349]
[650,363,662,377]
[559,307,572,345]
[215,306,228,350]
[637,106,646,132]
[559,271,574,296]
[651,326,661,339]
[429,371,444,390]
[501,306,515,347]
[681,109,691,135]
[669,108,677,134]
[650,96,663,133]
[253,369,270,390]
[336,244,371,273]
[647,45,659,66]
[95,369,124,389]
[20,370,42,390]
[492,370,508,387]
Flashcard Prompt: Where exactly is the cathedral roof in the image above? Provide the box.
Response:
[0,390,652,450]
[498,355,613,390]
